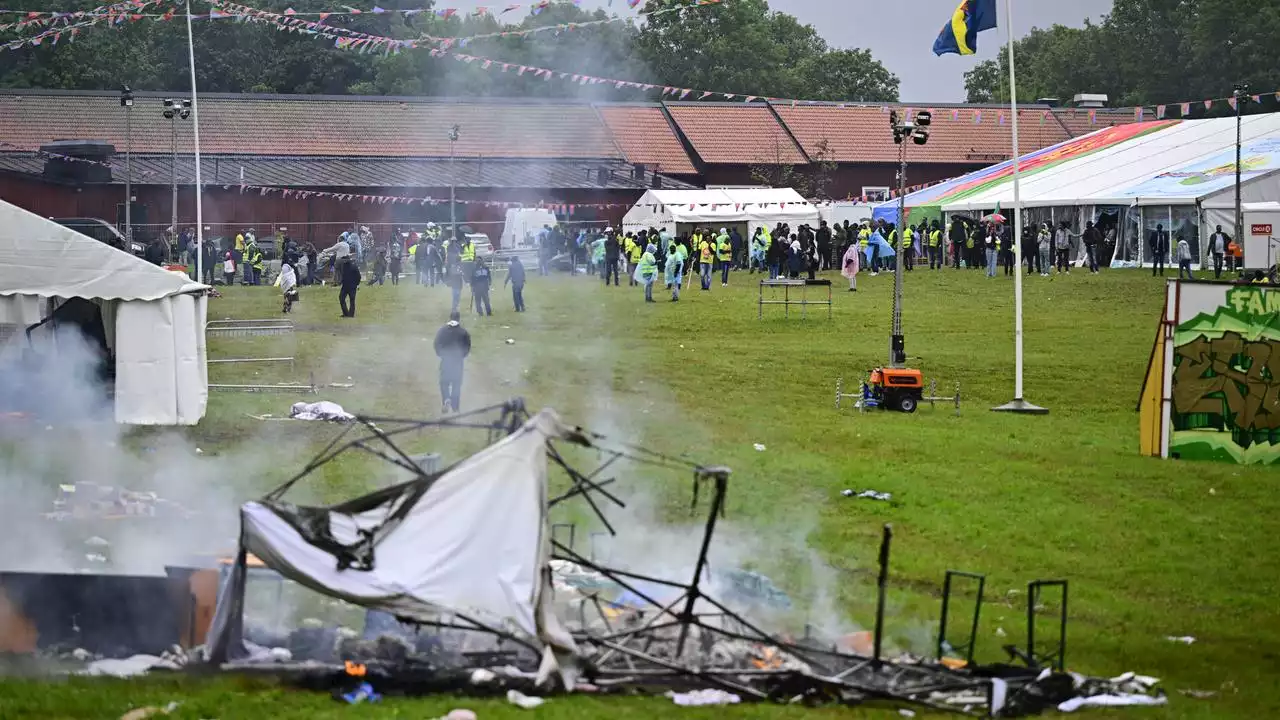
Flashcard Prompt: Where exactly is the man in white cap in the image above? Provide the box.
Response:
[603,227,621,286]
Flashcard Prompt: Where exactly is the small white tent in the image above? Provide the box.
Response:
[0,200,209,425]
[622,188,820,238]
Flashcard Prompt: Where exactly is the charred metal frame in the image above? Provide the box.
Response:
[214,398,1006,716]
[1026,580,1068,672]
[938,570,986,665]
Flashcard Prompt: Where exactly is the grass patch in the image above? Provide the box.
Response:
[4,268,1276,718]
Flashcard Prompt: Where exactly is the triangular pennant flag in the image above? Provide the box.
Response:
[1156,104,1166,119]
[1204,99,1214,110]
[1135,107,1144,121]
[1088,109,1096,124]
[1227,97,1237,110]
[1180,102,1190,116]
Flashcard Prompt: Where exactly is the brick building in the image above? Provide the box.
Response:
[0,89,1136,244]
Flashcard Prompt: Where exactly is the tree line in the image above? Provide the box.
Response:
[0,0,899,102]
[964,0,1280,115]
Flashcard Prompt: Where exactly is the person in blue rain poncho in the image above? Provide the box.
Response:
[664,238,687,302]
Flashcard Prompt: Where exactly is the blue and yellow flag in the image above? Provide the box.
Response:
[933,0,998,56]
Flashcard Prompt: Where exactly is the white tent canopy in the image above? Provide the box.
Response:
[941,115,1280,212]
[207,409,580,683]
[622,188,820,238]
[0,200,208,425]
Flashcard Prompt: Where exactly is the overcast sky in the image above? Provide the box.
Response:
[437,0,1115,102]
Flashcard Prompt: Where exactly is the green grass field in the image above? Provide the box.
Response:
[3,265,1278,719]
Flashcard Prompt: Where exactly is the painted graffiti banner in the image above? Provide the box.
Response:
[1145,280,1280,464]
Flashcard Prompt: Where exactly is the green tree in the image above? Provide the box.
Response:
[961,0,1279,112]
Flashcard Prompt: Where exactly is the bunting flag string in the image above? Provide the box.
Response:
[0,0,170,44]
[0,139,173,179]
[0,0,162,33]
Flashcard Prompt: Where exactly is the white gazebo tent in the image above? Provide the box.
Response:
[622,188,820,239]
[0,200,209,425]
[935,115,1280,268]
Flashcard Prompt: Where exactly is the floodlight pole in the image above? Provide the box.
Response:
[186,0,205,284]
[449,124,460,244]
[121,86,133,244]
[892,141,906,368]
[1234,83,1247,250]
[992,0,1047,415]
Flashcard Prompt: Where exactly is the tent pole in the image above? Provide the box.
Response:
[993,0,1047,416]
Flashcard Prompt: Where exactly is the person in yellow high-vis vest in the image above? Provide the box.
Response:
[902,224,915,272]
[716,228,732,286]
[927,221,943,270]
[626,233,643,287]
[698,233,715,291]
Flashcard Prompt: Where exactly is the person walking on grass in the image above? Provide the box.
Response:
[1176,234,1195,280]
[446,261,463,314]
[1149,223,1170,276]
[505,255,527,312]
[841,238,860,292]
[984,224,999,278]
[1037,222,1052,278]
[637,242,659,303]
[338,257,361,318]
[279,262,298,314]
[433,310,471,414]
[717,228,733,286]
[665,237,687,301]
[471,256,493,316]
[1054,222,1077,274]
[1208,225,1230,279]
[1082,220,1103,274]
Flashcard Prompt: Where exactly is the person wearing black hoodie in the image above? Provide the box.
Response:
[471,256,493,316]
[433,311,471,413]
[338,257,361,318]
[505,255,527,312]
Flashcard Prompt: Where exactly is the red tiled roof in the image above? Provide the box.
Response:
[666,104,808,165]
[0,91,622,160]
[595,105,698,176]
[773,105,1139,164]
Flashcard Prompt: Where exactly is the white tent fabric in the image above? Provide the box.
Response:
[622,188,819,237]
[208,409,580,683]
[0,199,208,425]
[942,115,1280,212]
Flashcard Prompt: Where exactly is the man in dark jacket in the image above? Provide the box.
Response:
[949,218,967,269]
[505,255,527,312]
[603,228,621,286]
[1149,224,1169,276]
[1082,220,1103,274]
[433,311,471,414]
[338,257,361,318]
[471,256,493,316]
[816,221,832,271]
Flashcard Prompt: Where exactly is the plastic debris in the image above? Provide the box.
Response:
[1058,693,1168,712]
[119,702,179,720]
[506,690,545,709]
[899,710,917,718]
[470,668,497,685]
[290,401,354,422]
[83,654,180,678]
[666,689,742,707]
[506,339,516,345]
[1179,689,1217,699]
[1166,636,1196,644]
[441,711,478,720]
[341,682,381,704]
[842,489,892,502]
[753,443,766,451]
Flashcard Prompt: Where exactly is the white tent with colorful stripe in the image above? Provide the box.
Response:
[876,115,1280,268]
[622,188,820,239]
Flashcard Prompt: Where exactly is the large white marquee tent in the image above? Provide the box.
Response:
[0,200,209,425]
[622,188,820,238]
[877,114,1280,268]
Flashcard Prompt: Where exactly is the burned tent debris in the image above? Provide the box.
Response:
[200,399,1165,716]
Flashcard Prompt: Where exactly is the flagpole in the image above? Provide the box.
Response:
[993,0,1047,415]
[186,0,205,285]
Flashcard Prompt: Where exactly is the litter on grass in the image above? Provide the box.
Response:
[1165,636,1196,644]
[667,689,742,707]
[289,401,355,422]
[506,690,545,709]
[843,489,892,502]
